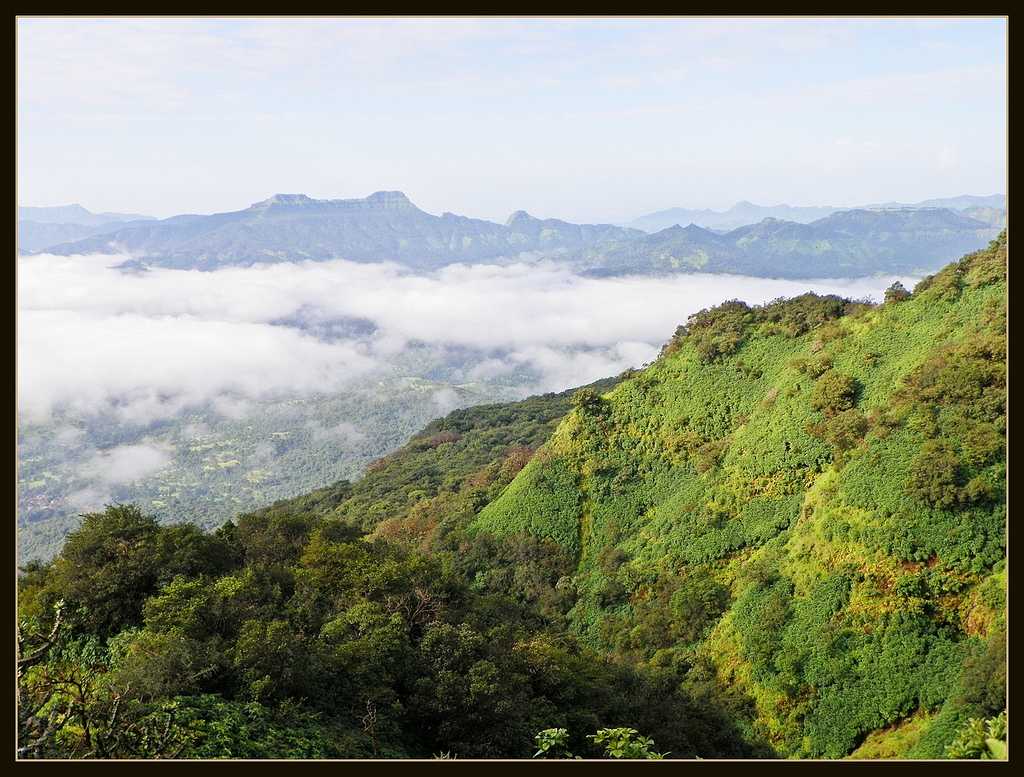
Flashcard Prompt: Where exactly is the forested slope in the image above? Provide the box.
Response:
[17,235,1006,759]
[475,233,1007,757]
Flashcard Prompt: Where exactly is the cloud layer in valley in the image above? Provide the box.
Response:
[18,253,919,424]
[78,442,174,485]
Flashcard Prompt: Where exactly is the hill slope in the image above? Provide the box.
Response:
[17,237,1006,759]
[474,233,1007,756]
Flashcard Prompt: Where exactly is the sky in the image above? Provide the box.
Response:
[17,16,1007,223]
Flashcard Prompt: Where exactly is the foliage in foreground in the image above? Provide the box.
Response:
[18,505,751,759]
[534,726,666,759]
[944,712,1007,760]
[18,235,1006,759]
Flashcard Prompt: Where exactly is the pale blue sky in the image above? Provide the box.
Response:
[18,17,1007,223]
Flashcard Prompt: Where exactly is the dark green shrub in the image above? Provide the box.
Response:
[685,300,754,362]
[808,409,868,457]
[884,282,912,304]
[908,441,964,509]
[810,370,859,417]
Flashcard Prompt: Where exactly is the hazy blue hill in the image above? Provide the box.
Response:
[578,208,998,279]
[626,195,1006,234]
[18,203,156,226]
[38,191,641,270]
[869,194,1006,211]
[18,204,158,253]
[19,221,115,252]
[33,193,1000,278]
[626,201,840,233]
[961,206,1007,228]
[505,209,643,247]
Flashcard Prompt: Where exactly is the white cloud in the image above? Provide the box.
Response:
[503,343,662,394]
[210,396,257,421]
[431,388,462,414]
[182,421,211,439]
[18,19,1005,222]
[52,426,86,447]
[306,420,366,445]
[78,442,174,485]
[66,485,114,512]
[17,253,917,424]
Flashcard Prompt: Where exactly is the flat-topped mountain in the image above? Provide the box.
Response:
[35,191,642,271]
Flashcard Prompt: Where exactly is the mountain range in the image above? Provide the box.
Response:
[575,207,998,278]
[22,191,1003,279]
[27,192,640,271]
[626,201,841,233]
[625,194,1007,233]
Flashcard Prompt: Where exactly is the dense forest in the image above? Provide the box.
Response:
[17,235,1006,759]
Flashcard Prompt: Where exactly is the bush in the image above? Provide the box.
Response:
[808,409,868,457]
[669,577,729,644]
[760,293,847,336]
[810,370,859,417]
[884,282,912,304]
[684,300,754,362]
[589,727,666,759]
[572,388,604,412]
[791,353,833,379]
[908,441,964,509]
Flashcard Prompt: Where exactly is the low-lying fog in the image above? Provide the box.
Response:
[18,253,919,425]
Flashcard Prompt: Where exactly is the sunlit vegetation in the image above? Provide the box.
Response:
[18,234,1005,758]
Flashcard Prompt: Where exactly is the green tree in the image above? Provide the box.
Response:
[810,370,859,417]
[884,281,912,304]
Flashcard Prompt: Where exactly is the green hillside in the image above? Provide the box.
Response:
[474,232,1007,757]
[17,235,1006,759]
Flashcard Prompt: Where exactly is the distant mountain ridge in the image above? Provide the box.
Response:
[18,204,158,252]
[27,191,1002,279]
[33,191,642,271]
[577,207,998,279]
[626,194,1006,234]
[866,194,1006,211]
[18,203,156,226]
[626,201,841,233]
